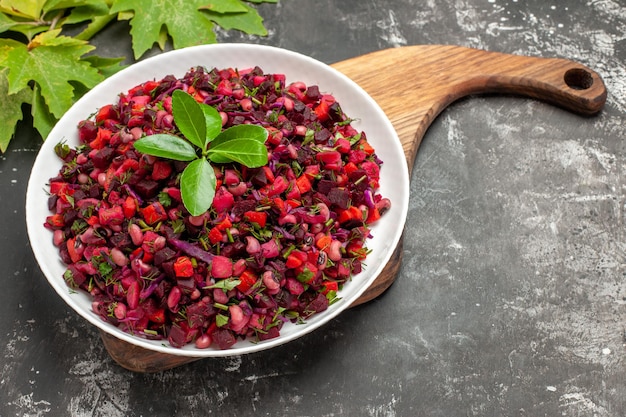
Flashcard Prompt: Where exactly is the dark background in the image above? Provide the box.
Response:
[2,1,625,416]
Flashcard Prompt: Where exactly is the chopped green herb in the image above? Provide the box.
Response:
[216,313,229,327]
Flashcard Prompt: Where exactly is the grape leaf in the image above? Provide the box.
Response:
[0,9,17,32]
[0,0,278,156]
[44,0,108,15]
[31,83,56,142]
[83,55,126,78]
[0,38,21,63]
[110,0,221,59]
[0,5,49,40]
[110,0,269,59]
[57,1,111,26]
[199,0,247,13]
[203,3,267,36]
[0,0,46,19]
[3,29,103,119]
[0,68,31,152]
[3,23,50,41]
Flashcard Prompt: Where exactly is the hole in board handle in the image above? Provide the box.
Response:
[564,68,594,90]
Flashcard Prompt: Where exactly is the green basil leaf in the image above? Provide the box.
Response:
[133,134,198,161]
[200,102,223,143]
[172,89,206,149]
[208,138,269,167]
[180,158,216,216]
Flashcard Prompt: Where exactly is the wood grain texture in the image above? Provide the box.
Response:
[332,45,607,174]
[99,330,201,372]
[101,45,607,372]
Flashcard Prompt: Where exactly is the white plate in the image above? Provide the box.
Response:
[25,43,410,357]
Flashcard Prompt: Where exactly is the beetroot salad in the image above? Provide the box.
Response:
[44,66,391,350]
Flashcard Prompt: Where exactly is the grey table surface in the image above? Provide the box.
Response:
[2,1,625,416]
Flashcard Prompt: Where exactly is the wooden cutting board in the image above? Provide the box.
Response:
[99,45,607,372]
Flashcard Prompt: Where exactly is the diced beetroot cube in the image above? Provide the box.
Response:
[91,147,114,169]
[304,293,329,316]
[361,161,380,182]
[151,160,172,181]
[167,324,190,349]
[305,85,320,101]
[286,277,305,295]
[328,187,350,209]
[134,179,160,199]
[98,205,124,226]
[211,255,233,279]
[154,247,176,266]
[266,176,288,197]
[212,329,237,350]
[316,150,341,165]
[257,325,280,341]
[64,264,87,288]
[216,79,233,96]
[78,120,98,143]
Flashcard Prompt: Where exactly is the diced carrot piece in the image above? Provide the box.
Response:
[211,255,233,279]
[244,211,267,228]
[140,202,168,225]
[216,217,232,231]
[174,256,194,277]
[359,138,375,155]
[322,281,339,295]
[148,308,166,324]
[89,128,112,150]
[314,100,330,122]
[46,214,65,228]
[366,206,381,224]
[208,227,223,244]
[236,269,257,292]
[95,104,117,124]
[67,237,82,263]
[315,235,332,251]
[151,160,172,180]
[123,196,137,219]
[296,175,312,194]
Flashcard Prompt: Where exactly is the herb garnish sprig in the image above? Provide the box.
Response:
[133,89,268,216]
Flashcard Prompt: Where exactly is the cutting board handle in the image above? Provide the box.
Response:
[340,45,607,306]
[332,45,607,173]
